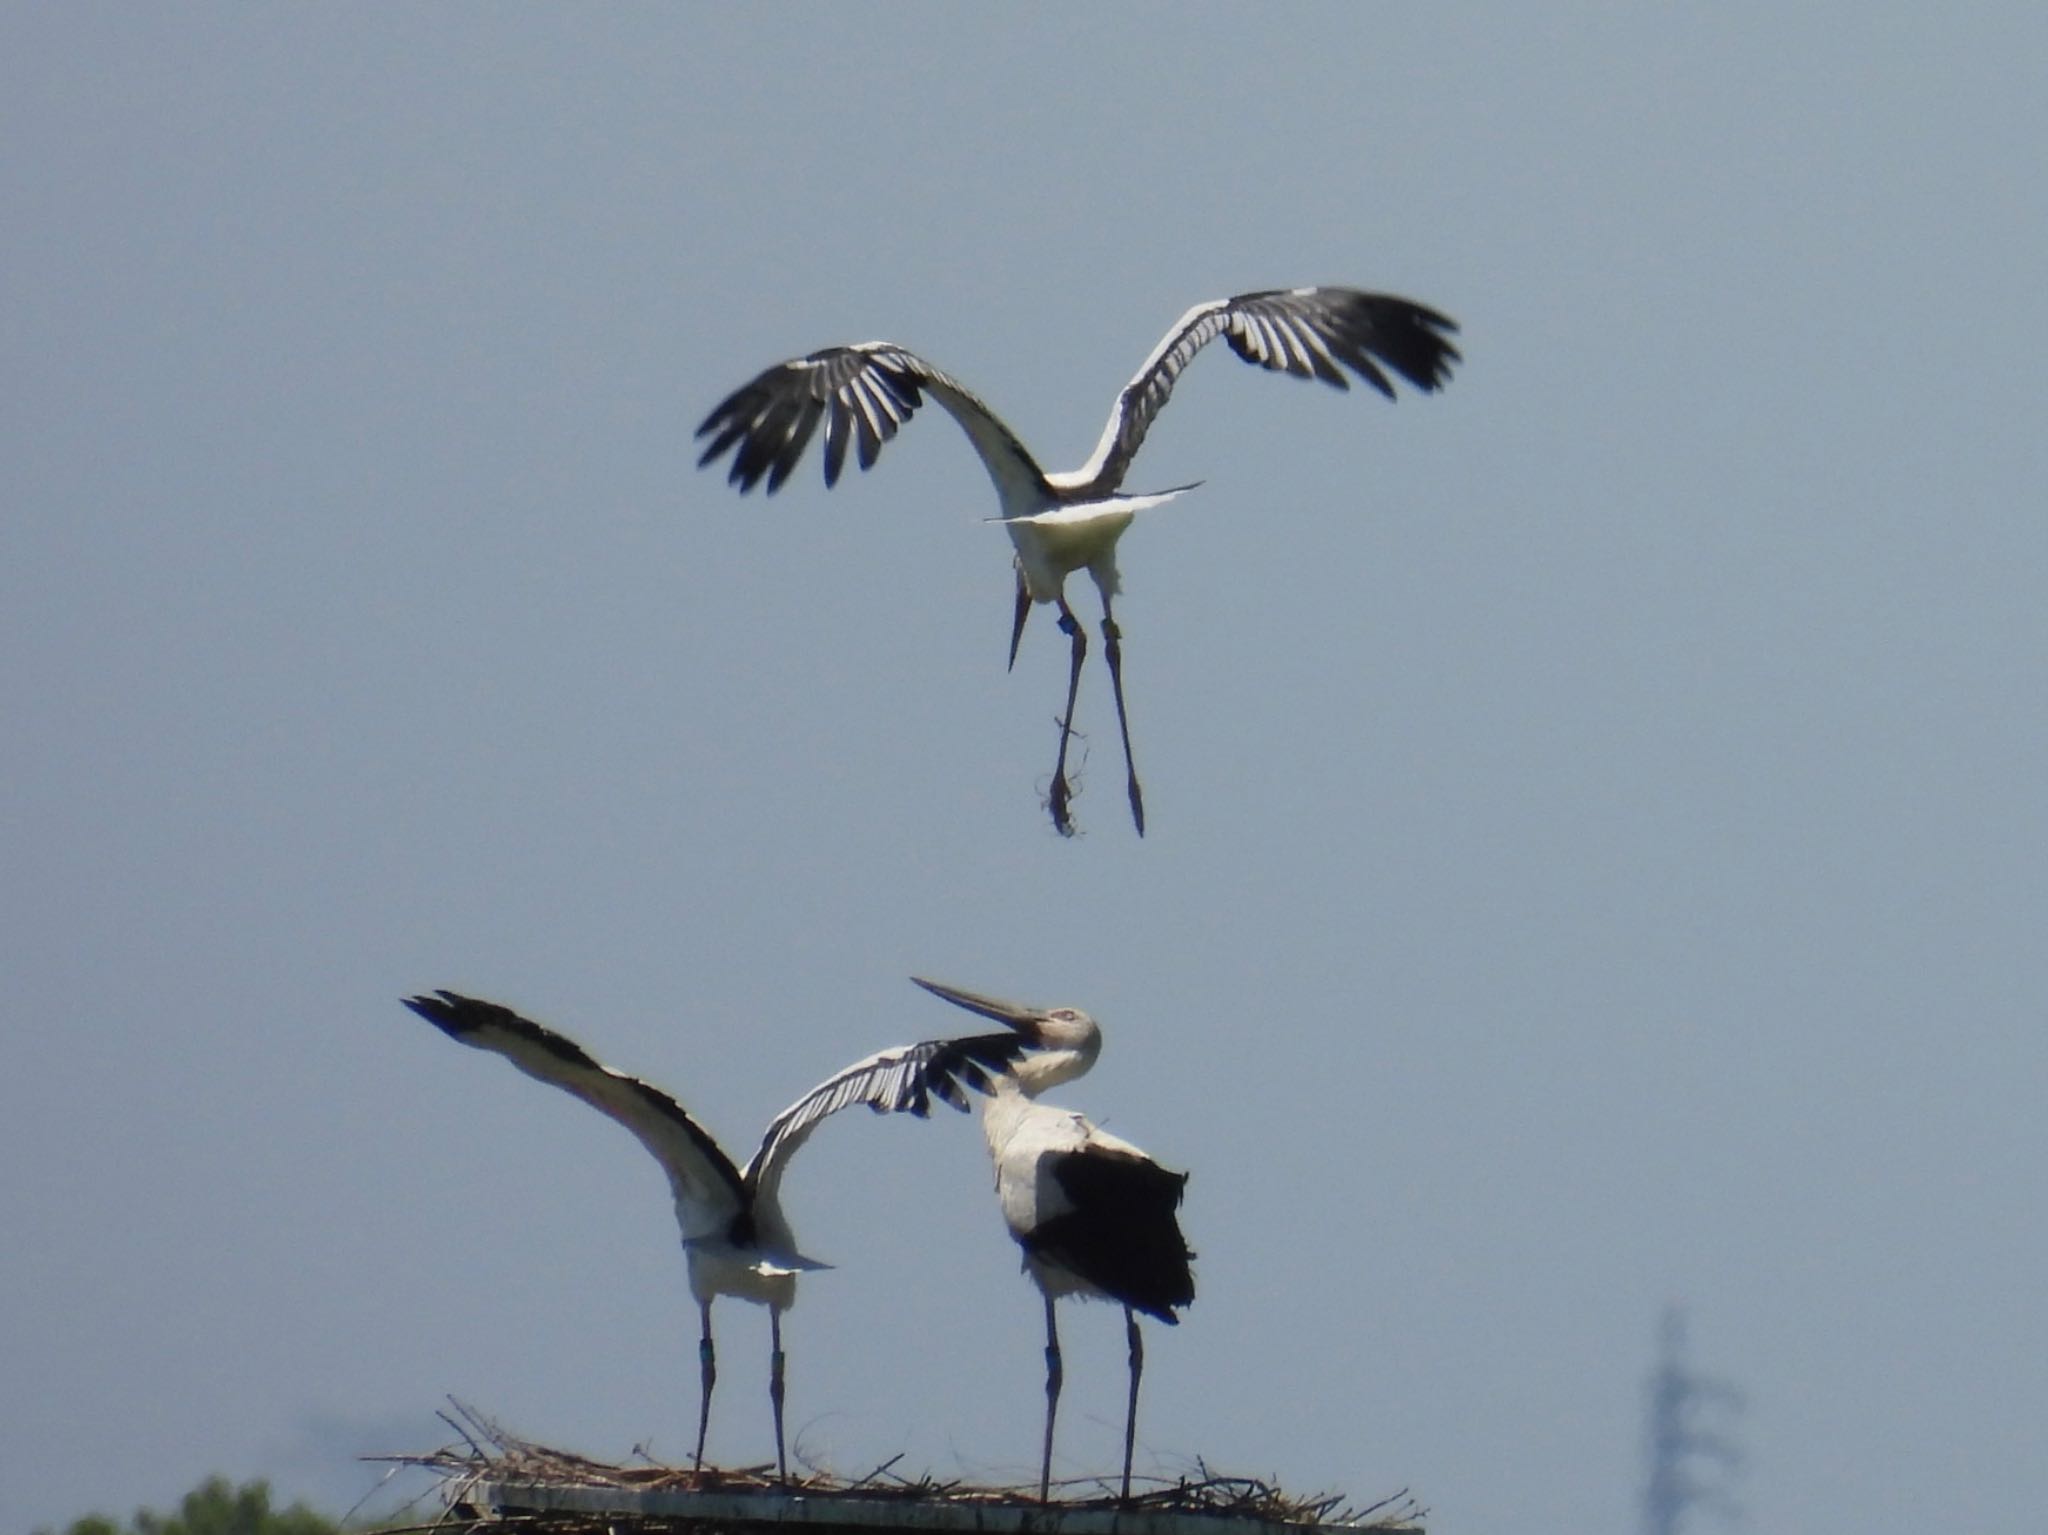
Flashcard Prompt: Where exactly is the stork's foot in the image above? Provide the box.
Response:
[1127,776,1145,837]
[1048,773,1077,837]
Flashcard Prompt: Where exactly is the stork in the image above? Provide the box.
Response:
[402,989,1036,1481]
[910,977,1193,1503]
[697,286,1459,837]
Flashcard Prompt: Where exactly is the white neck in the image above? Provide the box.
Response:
[1014,1034,1098,1097]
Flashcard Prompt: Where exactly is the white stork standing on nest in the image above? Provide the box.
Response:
[402,989,1038,1482]
[909,977,1194,1503]
[696,286,1459,837]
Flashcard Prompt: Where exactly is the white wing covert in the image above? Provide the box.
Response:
[742,1030,1037,1203]
[403,990,748,1222]
[696,343,1046,500]
[1059,286,1460,496]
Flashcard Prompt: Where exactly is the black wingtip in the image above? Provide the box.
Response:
[1378,299,1462,393]
[401,989,479,1038]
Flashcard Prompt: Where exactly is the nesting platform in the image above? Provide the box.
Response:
[384,1405,1423,1535]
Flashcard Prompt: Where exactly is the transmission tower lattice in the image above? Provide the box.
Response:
[1642,1307,1744,1535]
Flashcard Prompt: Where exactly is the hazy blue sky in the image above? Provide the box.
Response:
[5,8,2044,1535]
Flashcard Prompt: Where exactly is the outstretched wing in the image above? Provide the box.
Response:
[742,1030,1036,1203]
[695,342,1048,505]
[1054,286,1460,497]
[403,990,747,1230]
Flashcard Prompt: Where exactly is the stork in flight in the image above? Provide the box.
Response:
[697,286,1460,837]
[910,977,1194,1503]
[402,989,1036,1482]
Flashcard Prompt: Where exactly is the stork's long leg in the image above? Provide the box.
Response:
[1040,1301,1073,1506]
[1047,599,1087,837]
[1100,597,1144,836]
[1120,1307,1144,1503]
[693,1301,716,1473]
[1040,1293,1063,1503]
[768,1305,789,1484]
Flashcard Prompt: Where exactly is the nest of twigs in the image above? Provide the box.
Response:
[368,1402,1423,1533]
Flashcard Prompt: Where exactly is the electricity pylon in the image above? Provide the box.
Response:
[1642,1307,1744,1535]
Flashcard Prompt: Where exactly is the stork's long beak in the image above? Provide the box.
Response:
[911,976,1047,1032]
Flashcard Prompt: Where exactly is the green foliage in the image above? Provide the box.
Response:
[37,1477,338,1535]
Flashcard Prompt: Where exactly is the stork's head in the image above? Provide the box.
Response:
[910,976,1101,1096]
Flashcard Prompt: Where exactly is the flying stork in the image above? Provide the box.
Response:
[696,286,1460,837]
[910,977,1194,1503]
[402,989,1036,1481]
